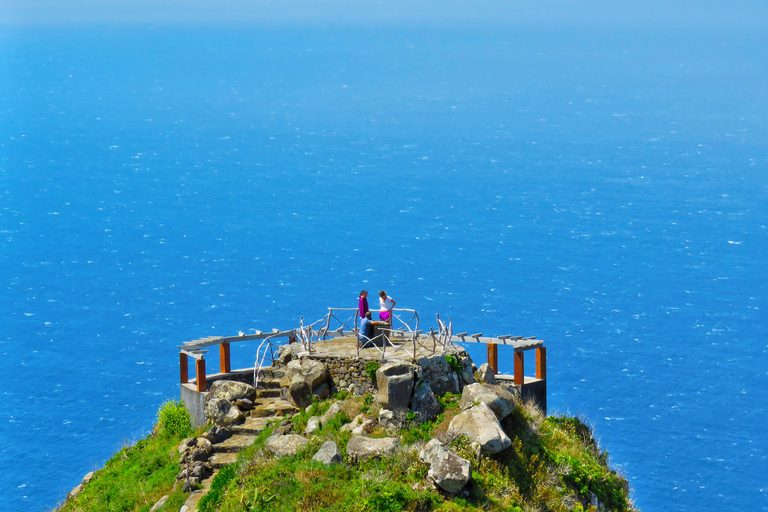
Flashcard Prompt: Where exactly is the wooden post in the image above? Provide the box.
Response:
[179,352,188,384]
[536,347,547,380]
[487,343,498,373]
[219,342,231,374]
[196,358,207,392]
[514,351,524,386]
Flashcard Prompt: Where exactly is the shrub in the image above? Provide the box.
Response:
[156,399,192,438]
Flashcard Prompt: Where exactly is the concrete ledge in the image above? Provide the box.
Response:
[181,383,208,428]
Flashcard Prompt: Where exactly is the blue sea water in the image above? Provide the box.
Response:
[1,22,766,512]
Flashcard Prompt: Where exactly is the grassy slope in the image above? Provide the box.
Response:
[54,395,636,512]
[201,394,637,512]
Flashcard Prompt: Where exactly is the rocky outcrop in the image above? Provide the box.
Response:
[419,439,472,493]
[417,355,460,396]
[409,380,442,424]
[474,363,497,385]
[447,402,511,455]
[458,383,517,420]
[280,359,331,409]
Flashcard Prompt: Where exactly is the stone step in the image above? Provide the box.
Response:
[214,434,257,453]
[209,452,238,469]
[254,388,282,399]
[181,469,217,512]
[230,416,274,436]
[250,398,298,419]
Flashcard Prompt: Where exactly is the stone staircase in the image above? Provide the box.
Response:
[182,375,298,512]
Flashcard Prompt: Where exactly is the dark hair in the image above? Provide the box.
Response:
[359,290,367,297]
[379,290,387,297]
[365,311,372,319]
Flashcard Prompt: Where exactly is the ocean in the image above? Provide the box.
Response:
[1,22,766,512]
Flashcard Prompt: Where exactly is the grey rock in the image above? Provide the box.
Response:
[287,376,313,409]
[458,383,516,420]
[234,398,254,411]
[313,381,331,400]
[376,361,415,409]
[305,416,322,435]
[447,402,511,455]
[346,435,400,462]
[206,380,257,403]
[459,355,476,388]
[312,440,343,465]
[378,408,402,432]
[417,355,460,396]
[410,381,442,423]
[265,434,310,458]
[204,397,244,426]
[149,495,169,512]
[280,359,329,391]
[419,439,472,493]
[474,363,497,385]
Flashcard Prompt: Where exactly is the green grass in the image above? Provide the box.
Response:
[62,390,635,512]
[58,426,194,512]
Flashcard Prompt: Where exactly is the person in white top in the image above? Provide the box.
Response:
[378,290,396,323]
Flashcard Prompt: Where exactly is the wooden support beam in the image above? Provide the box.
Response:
[196,358,207,392]
[219,342,231,374]
[514,351,524,386]
[179,352,188,384]
[487,343,498,373]
[536,347,547,380]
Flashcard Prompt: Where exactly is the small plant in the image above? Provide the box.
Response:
[445,354,463,375]
[365,361,380,382]
[156,399,192,438]
[436,392,461,410]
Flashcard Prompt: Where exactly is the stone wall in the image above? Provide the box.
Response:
[309,355,378,395]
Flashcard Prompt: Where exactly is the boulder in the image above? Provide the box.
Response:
[419,439,472,493]
[458,383,516,420]
[346,435,400,462]
[280,359,329,391]
[265,434,309,458]
[286,376,313,409]
[204,397,244,426]
[312,440,343,465]
[305,416,322,435]
[378,408,403,432]
[313,381,331,400]
[206,380,257,403]
[376,361,415,409]
[417,355,460,396]
[447,402,511,455]
[459,355,476,387]
[474,363,497,385]
[410,381,442,423]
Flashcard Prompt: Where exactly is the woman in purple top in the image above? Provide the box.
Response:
[358,290,369,319]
